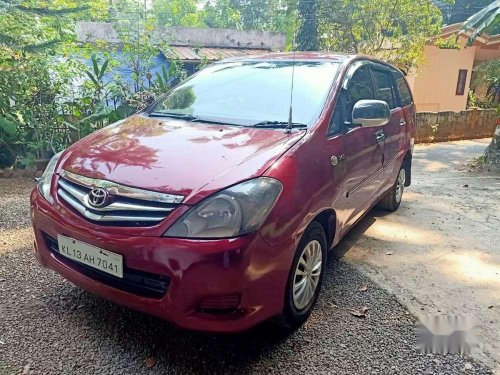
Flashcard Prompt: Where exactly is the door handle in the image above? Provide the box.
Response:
[330,154,345,166]
[375,130,385,144]
[399,119,407,126]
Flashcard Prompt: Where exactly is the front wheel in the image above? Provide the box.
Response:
[378,167,406,212]
[281,221,327,328]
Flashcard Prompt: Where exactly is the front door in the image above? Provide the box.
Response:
[327,62,385,233]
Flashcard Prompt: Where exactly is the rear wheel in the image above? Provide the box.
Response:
[282,221,327,328]
[378,167,406,212]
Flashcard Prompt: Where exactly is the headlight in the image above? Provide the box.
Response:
[37,151,63,203]
[164,177,282,239]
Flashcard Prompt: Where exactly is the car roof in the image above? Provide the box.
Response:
[214,52,406,76]
[219,51,356,63]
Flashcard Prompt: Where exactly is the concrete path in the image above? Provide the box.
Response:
[340,138,500,371]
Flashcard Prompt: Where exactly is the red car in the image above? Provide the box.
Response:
[31,53,415,332]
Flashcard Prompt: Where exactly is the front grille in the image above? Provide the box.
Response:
[44,233,170,298]
[57,170,184,227]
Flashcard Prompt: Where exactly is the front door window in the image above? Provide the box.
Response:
[328,64,374,136]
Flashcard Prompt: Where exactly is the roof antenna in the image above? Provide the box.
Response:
[286,19,297,134]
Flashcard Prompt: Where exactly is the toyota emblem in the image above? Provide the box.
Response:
[88,188,110,208]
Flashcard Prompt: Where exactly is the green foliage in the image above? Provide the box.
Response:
[204,0,242,29]
[152,0,205,27]
[0,0,174,167]
[435,37,461,50]
[110,18,162,93]
[471,59,500,104]
[85,54,111,101]
[483,14,500,35]
[0,0,106,63]
[229,0,290,31]
[316,0,443,69]
[466,91,498,109]
[296,0,318,50]
[203,0,294,32]
[197,56,210,71]
[0,0,111,167]
[155,65,172,92]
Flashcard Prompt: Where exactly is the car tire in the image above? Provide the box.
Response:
[378,166,406,212]
[281,221,327,329]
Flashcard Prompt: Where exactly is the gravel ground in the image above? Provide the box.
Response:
[0,179,493,375]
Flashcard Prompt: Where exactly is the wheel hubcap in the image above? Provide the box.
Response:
[395,168,406,203]
[292,240,322,310]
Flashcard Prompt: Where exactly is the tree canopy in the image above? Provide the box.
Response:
[295,0,442,68]
[152,0,205,27]
[0,0,107,56]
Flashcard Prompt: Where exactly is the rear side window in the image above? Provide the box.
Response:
[371,68,397,109]
[392,69,413,107]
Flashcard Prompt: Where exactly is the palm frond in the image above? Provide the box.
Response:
[467,11,499,43]
[459,0,500,45]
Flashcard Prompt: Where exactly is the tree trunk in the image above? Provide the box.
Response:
[485,124,500,172]
[296,0,318,51]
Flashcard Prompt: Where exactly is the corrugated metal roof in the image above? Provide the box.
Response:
[166,46,271,62]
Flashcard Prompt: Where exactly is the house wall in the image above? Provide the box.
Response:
[473,42,500,63]
[408,45,476,112]
[76,22,286,50]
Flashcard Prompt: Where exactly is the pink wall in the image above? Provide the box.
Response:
[408,32,500,113]
[408,45,476,112]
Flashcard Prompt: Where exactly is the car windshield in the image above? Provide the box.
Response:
[150,60,340,127]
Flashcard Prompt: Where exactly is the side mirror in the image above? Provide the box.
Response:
[352,100,390,128]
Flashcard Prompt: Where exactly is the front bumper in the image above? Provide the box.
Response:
[30,188,295,332]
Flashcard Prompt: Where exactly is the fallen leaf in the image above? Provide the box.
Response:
[358,285,368,292]
[22,364,30,375]
[145,356,156,368]
[350,306,369,318]
[385,251,394,255]
[464,362,472,370]
[327,302,338,308]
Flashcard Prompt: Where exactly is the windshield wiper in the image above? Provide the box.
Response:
[252,121,307,129]
[149,112,238,126]
[149,112,197,120]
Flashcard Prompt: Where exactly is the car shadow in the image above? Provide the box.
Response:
[333,207,390,259]
[69,271,329,374]
[53,208,387,374]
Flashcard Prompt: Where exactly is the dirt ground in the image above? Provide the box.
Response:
[2,179,491,374]
[0,138,498,374]
[339,139,500,371]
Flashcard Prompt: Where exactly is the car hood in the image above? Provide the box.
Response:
[60,114,305,204]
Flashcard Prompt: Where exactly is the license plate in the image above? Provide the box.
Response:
[57,235,123,278]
